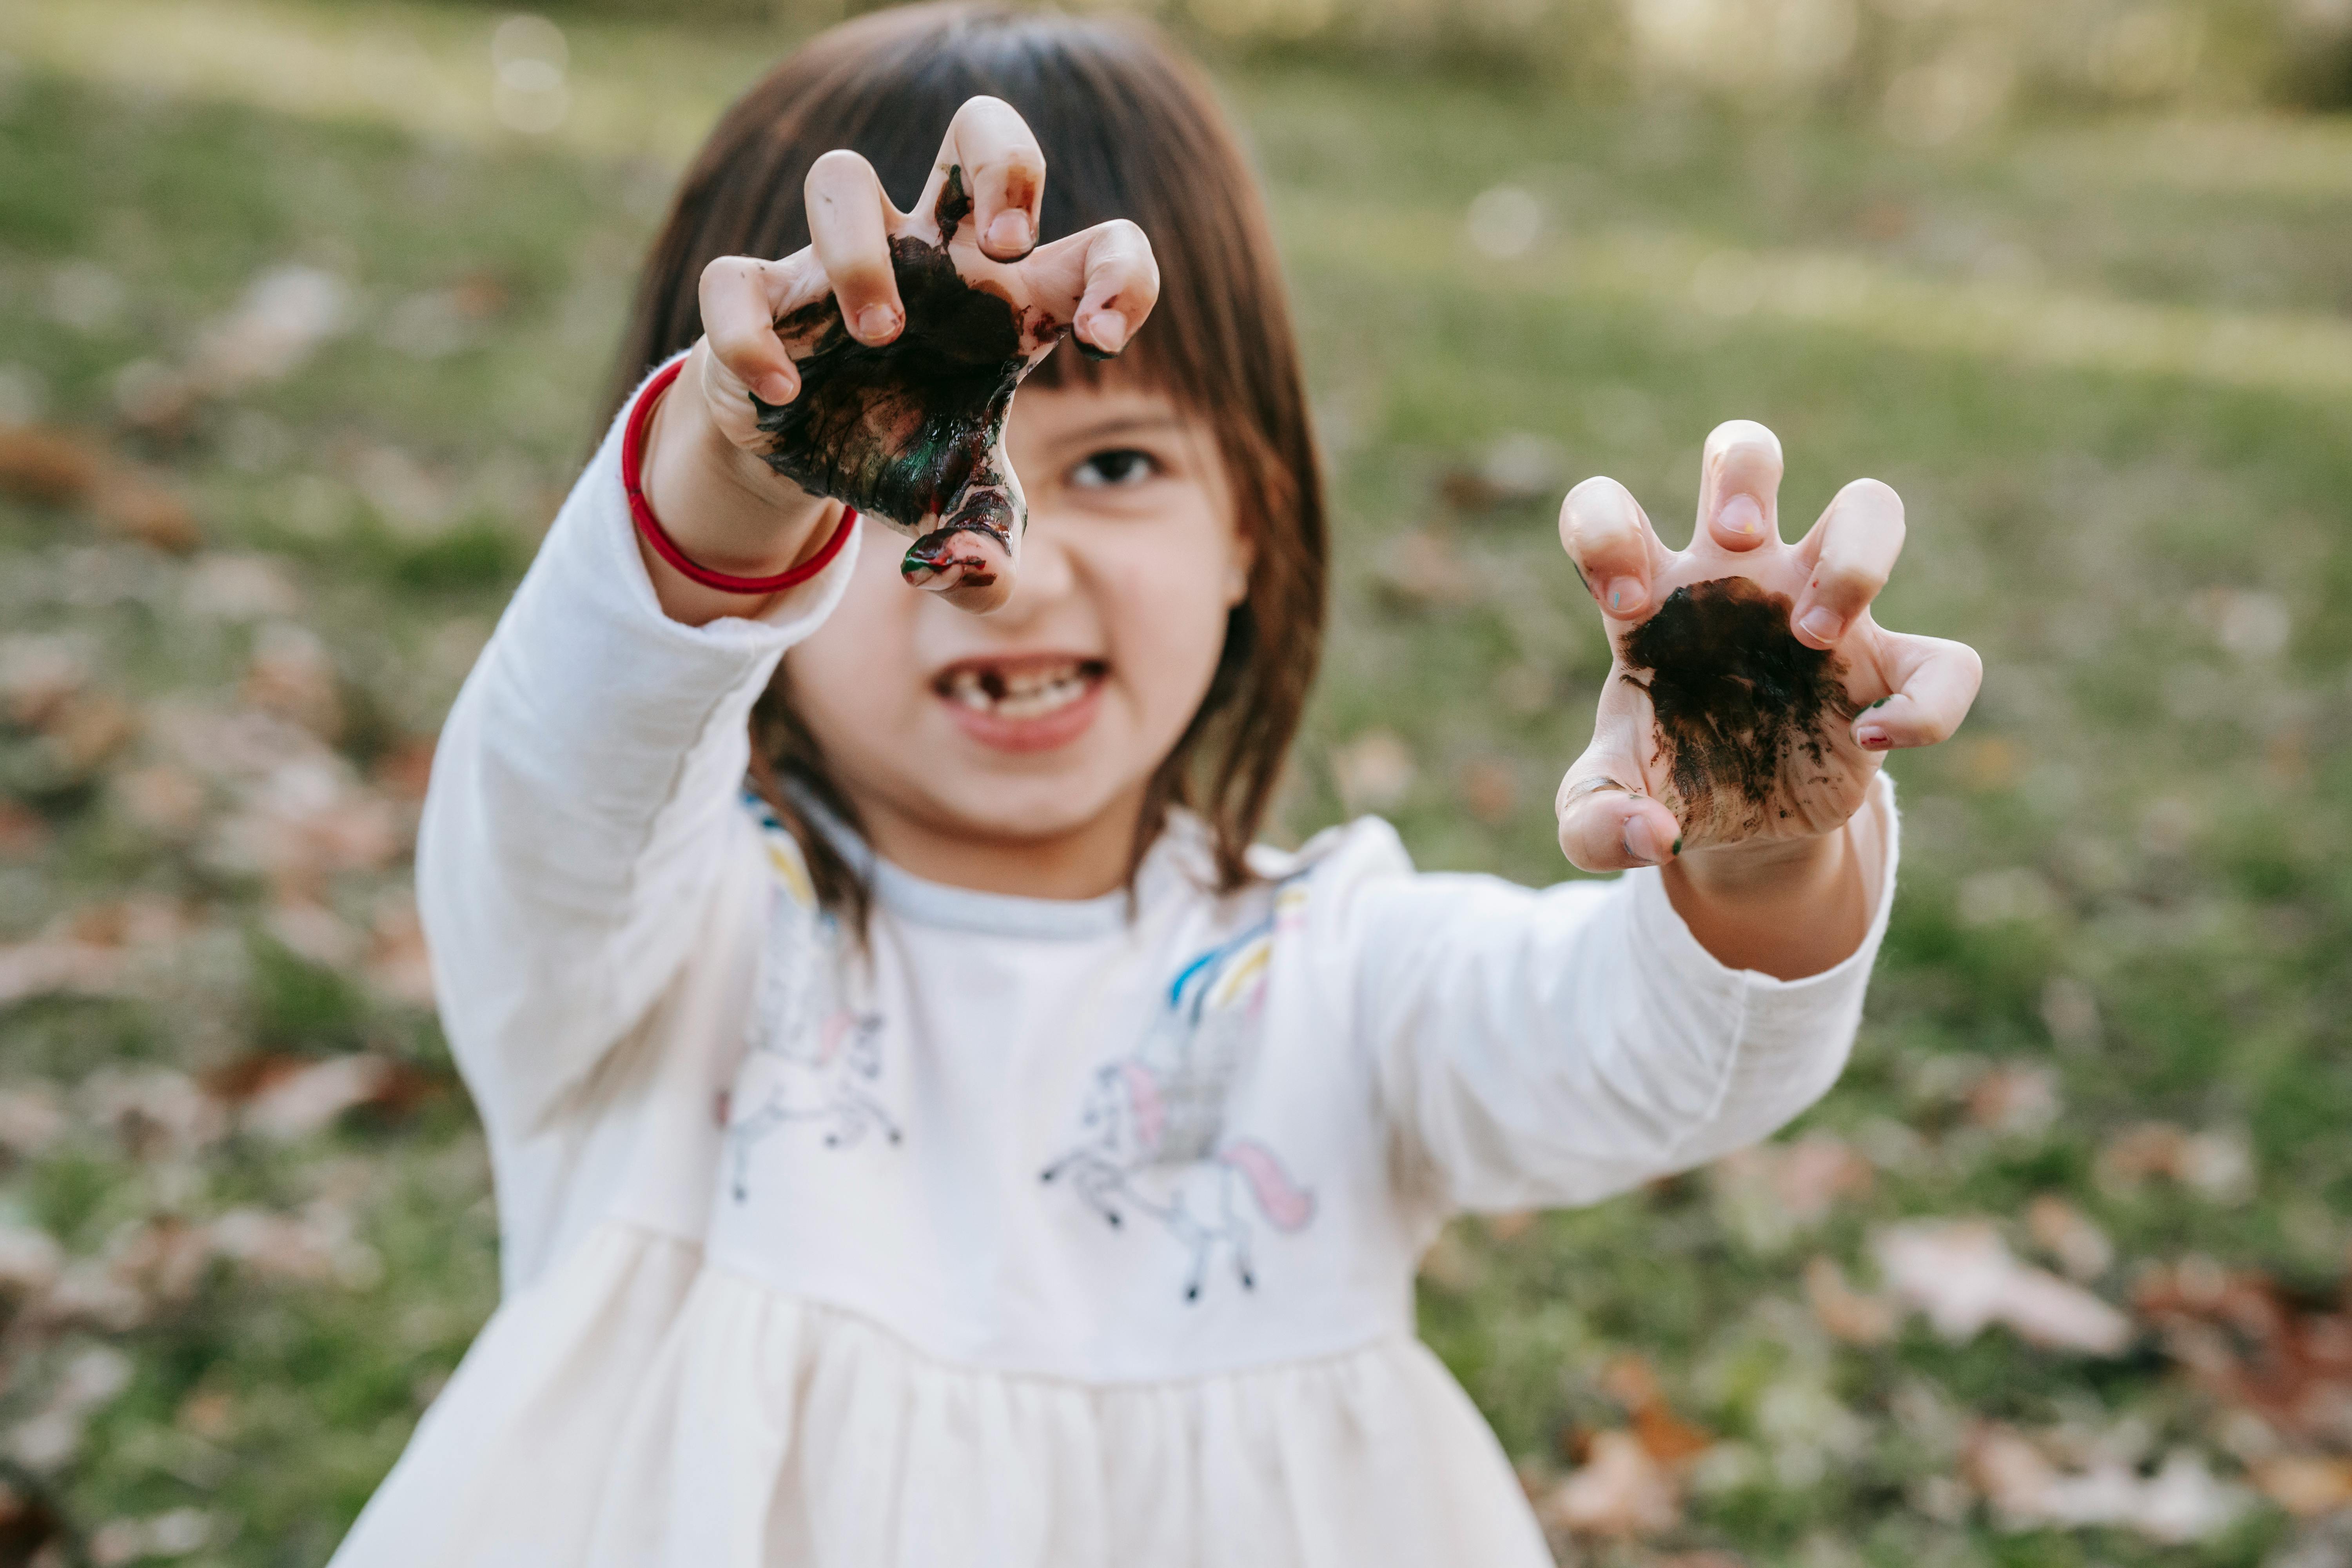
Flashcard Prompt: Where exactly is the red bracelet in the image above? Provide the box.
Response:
[622,358,857,595]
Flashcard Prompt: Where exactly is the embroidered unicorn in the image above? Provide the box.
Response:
[1040,922,1315,1301]
[725,815,899,1201]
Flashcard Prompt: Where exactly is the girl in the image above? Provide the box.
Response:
[333,6,1980,1565]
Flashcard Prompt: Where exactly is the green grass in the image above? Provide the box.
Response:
[0,4,2346,1563]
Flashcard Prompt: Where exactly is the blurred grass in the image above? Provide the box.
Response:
[0,2,2347,1564]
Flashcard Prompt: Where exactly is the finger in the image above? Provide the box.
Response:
[1556,769,1684,872]
[806,149,905,346]
[1029,219,1160,357]
[1789,477,1906,650]
[698,256,799,407]
[932,95,1046,261]
[1852,632,1982,751]
[1559,476,1665,621]
[1695,419,1782,552]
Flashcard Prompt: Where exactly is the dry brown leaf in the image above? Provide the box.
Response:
[1458,757,1521,826]
[2136,1259,2352,1446]
[0,425,196,550]
[0,425,101,506]
[2097,1122,2254,1203]
[238,1054,399,1141]
[0,942,127,1005]
[0,1085,66,1158]
[1965,1063,2061,1136]
[0,1223,64,1297]
[89,470,198,552]
[2025,1194,2115,1281]
[2252,1454,2352,1518]
[1805,1255,1898,1344]
[1331,729,1417,813]
[1374,531,1480,612]
[1539,1430,1681,1537]
[1874,1220,2132,1354]
[1964,1423,2247,1542]
[242,621,341,738]
[0,799,49,859]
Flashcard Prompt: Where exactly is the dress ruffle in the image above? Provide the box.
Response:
[332,1222,1549,1568]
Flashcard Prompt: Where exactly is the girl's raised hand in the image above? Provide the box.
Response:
[1553,421,1982,873]
[673,94,1159,615]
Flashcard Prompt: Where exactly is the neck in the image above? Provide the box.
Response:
[848,786,1151,902]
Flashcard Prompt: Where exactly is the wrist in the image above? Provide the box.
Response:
[641,365,829,578]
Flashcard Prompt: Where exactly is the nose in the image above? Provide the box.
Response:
[992,512,1078,623]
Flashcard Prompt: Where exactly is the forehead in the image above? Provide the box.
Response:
[1005,376,1201,443]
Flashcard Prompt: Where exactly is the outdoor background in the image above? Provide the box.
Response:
[1,0,2348,1564]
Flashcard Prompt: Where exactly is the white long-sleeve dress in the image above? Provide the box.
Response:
[327,379,1901,1568]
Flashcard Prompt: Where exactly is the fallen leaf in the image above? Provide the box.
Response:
[1964,1424,2247,1543]
[0,426,100,506]
[1966,1063,2061,1136]
[2135,1259,2352,1446]
[0,799,49,859]
[2025,1194,2114,1281]
[0,1223,64,1297]
[1874,1220,2133,1354]
[0,942,126,1005]
[1539,1430,1681,1537]
[2252,1454,2352,1518]
[2097,1123,2255,1203]
[1332,728,1417,813]
[1458,757,1521,826]
[187,265,349,396]
[0,1084,66,1158]
[242,622,341,738]
[6,1346,132,1472]
[1806,1255,1898,1344]
[1374,530,1480,613]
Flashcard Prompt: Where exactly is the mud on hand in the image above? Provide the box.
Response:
[751,168,1072,603]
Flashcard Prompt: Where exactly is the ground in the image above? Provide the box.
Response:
[0,2,2347,1565]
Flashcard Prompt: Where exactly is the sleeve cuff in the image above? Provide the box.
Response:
[1623,769,1902,1011]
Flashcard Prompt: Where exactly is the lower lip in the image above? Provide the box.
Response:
[938,677,1106,753]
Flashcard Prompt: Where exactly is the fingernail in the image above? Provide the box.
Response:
[856,305,900,342]
[1623,815,1670,866]
[987,210,1033,255]
[1856,724,1891,750]
[1079,310,1127,358]
[1718,493,1764,537]
[757,372,796,405]
[1798,606,1842,645]
[1605,577,1646,617]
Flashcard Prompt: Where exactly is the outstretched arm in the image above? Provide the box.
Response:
[1555,419,1980,978]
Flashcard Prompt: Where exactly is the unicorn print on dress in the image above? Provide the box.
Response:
[1040,920,1315,1301]
[724,809,898,1202]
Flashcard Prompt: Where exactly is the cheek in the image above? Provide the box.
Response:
[780,538,924,755]
[1091,518,1241,732]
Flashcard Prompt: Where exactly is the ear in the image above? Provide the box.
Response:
[1223,513,1258,609]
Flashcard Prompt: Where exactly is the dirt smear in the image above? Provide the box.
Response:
[1621,577,1859,838]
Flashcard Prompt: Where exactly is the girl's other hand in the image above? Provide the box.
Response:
[645,94,1158,624]
[1552,420,1980,904]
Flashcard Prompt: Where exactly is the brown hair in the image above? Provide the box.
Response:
[606,3,1326,921]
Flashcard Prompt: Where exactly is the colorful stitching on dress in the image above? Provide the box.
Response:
[724,797,898,1202]
[1040,916,1316,1302]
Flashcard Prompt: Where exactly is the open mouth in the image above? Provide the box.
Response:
[933,656,1107,722]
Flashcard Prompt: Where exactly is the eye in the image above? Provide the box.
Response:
[1070,448,1161,489]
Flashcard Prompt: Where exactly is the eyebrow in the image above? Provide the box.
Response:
[1055,412,1189,444]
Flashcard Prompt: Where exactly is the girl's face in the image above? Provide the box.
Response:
[782,378,1249,895]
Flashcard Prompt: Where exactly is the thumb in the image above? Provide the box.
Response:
[1556,753,1682,872]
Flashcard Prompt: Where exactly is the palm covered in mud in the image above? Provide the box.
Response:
[689,97,1158,613]
[1554,421,1983,864]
